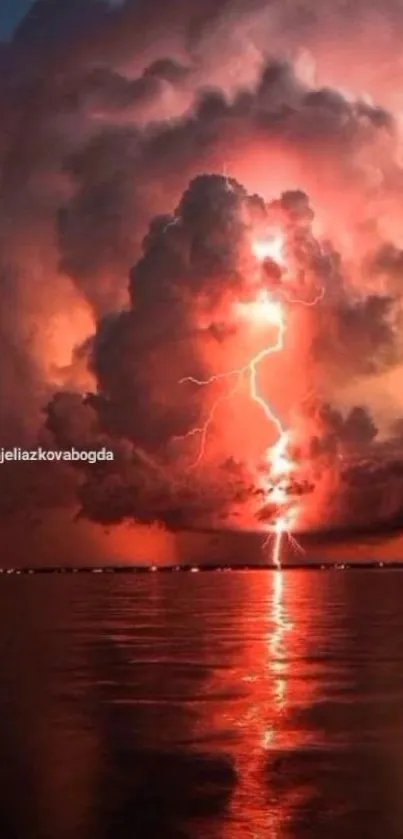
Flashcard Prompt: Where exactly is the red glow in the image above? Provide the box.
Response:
[178,232,324,566]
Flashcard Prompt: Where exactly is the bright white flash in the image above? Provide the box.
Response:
[252,233,285,265]
[235,290,283,326]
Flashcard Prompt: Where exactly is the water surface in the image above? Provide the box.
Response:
[1,569,403,838]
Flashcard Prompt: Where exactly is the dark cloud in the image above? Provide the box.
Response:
[367,242,403,293]
[45,392,101,448]
[335,442,403,529]
[57,62,188,115]
[312,293,401,377]
[298,401,378,458]
[75,453,253,530]
[52,53,397,319]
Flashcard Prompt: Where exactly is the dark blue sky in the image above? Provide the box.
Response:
[0,0,34,39]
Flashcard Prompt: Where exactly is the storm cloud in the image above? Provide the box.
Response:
[2,0,403,553]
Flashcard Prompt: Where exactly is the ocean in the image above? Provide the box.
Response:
[1,569,403,838]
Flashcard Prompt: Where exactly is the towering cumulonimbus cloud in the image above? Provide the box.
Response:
[2,0,403,547]
[45,172,403,533]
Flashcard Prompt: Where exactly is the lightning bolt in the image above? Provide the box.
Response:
[177,301,298,568]
[175,230,324,568]
[280,286,325,307]
[173,372,244,467]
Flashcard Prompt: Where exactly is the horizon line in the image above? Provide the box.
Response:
[0,561,402,573]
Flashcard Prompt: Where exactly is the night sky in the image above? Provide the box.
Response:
[0,0,33,38]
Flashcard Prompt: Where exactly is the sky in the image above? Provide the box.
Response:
[0,0,33,38]
[2,0,403,566]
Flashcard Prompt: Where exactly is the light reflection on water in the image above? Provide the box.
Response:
[218,570,317,839]
[269,571,293,711]
[1,570,403,838]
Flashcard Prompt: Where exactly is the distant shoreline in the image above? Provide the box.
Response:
[0,562,402,574]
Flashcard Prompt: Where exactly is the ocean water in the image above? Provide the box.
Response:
[1,569,403,839]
